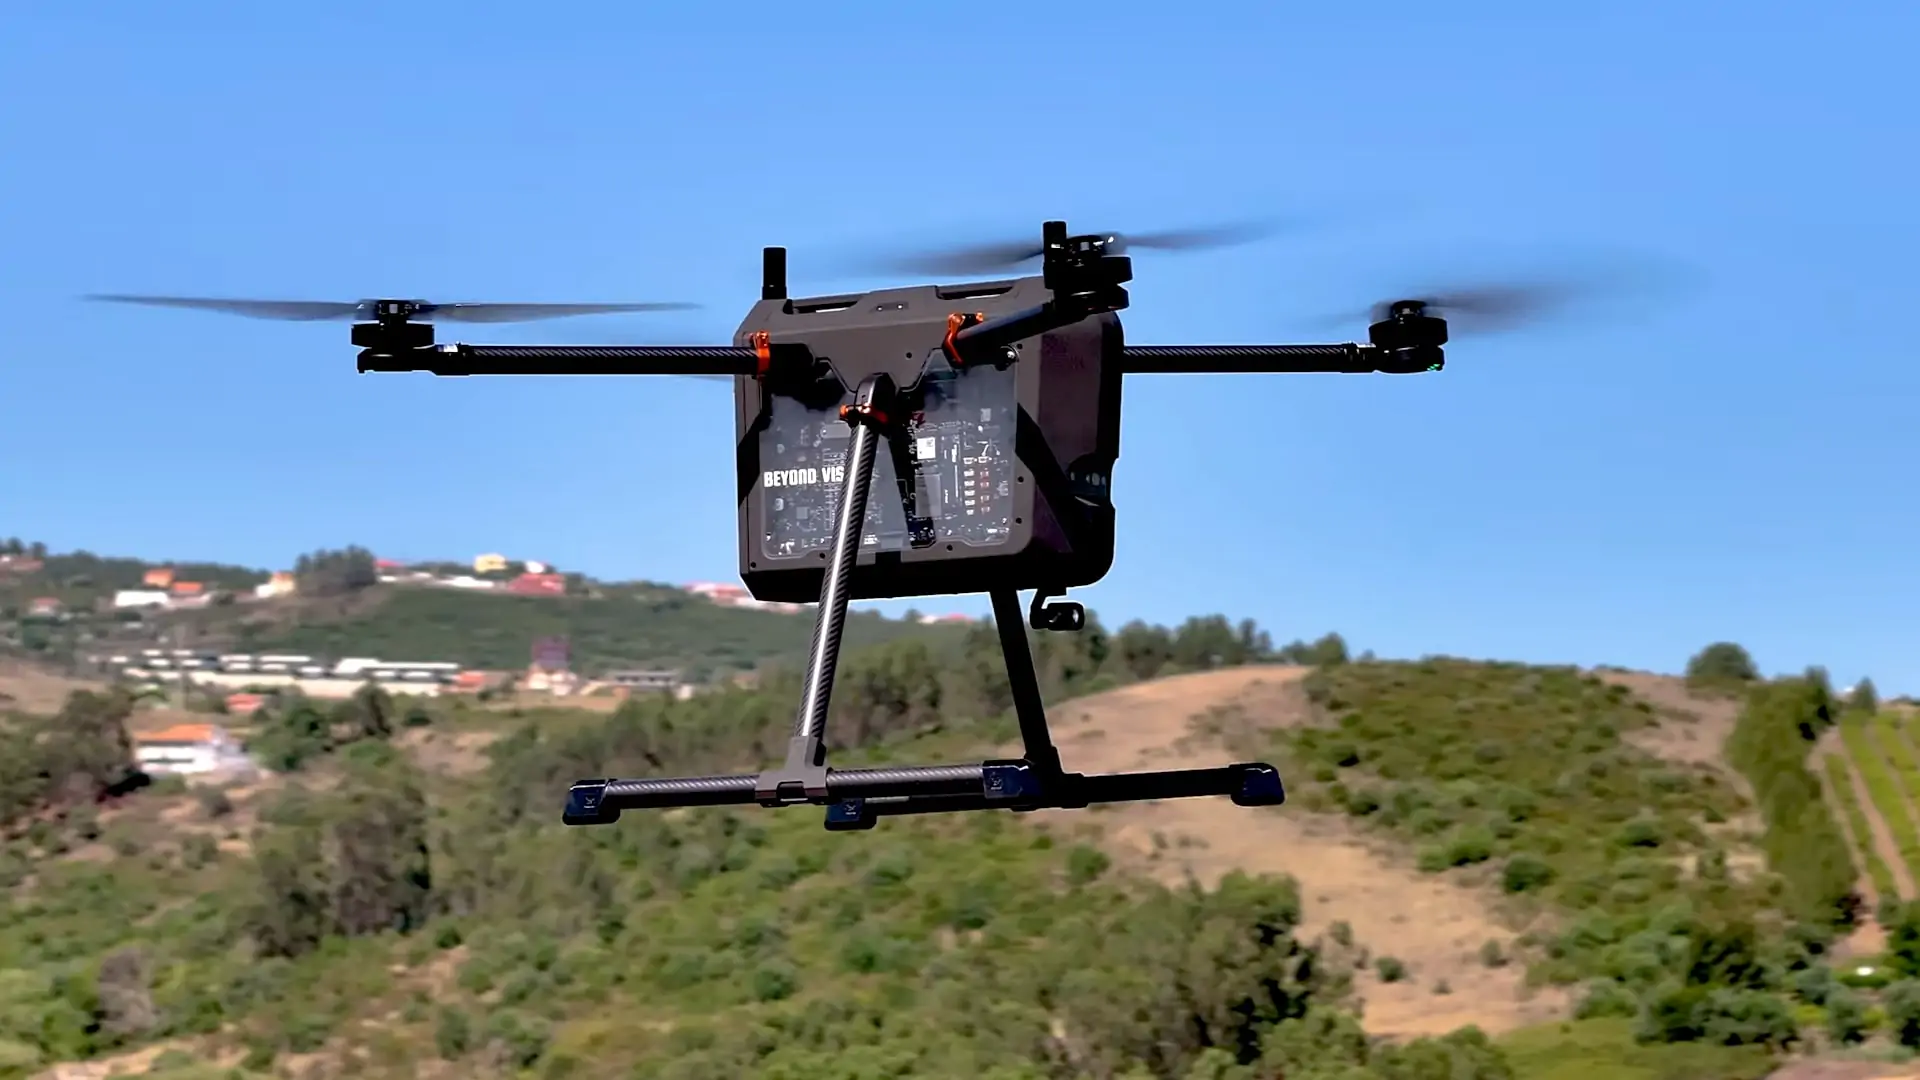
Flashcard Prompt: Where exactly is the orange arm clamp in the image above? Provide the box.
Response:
[942,312,987,368]
[749,330,772,378]
[839,401,892,428]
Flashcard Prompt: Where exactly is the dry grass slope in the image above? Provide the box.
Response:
[1021,664,1867,1048]
[1017,665,1570,1039]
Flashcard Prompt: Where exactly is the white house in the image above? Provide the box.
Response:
[113,589,172,609]
[132,722,243,776]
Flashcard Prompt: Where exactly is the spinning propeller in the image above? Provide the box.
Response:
[857,219,1285,276]
[83,295,699,323]
[1305,256,1695,339]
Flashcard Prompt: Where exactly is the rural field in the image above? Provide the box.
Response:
[1818,706,1920,916]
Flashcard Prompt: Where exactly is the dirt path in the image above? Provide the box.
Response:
[1014,666,1568,1039]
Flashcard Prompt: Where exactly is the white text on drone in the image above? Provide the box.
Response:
[763,465,847,489]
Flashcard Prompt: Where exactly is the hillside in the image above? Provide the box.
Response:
[1038,660,1920,1080]
[174,583,966,677]
[15,636,1920,1080]
[5,551,1917,1080]
[0,543,964,678]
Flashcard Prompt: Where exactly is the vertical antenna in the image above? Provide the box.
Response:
[762,246,788,301]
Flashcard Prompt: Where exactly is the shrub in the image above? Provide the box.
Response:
[1695,988,1798,1048]
[434,1007,472,1059]
[1502,854,1555,894]
[1573,979,1639,1020]
[1882,979,1920,1048]
[1826,987,1868,1045]
[1065,844,1111,885]
[1479,939,1509,969]
[1790,964,1834,1006]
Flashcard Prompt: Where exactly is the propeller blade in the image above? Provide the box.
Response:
[1369,282,1582,334]
[84,295,702,323]
[85,295,365,321]
[1303,254,1699,338]
[859,218,1287,277]
[872,239,1050,277]
[425,301,701,323]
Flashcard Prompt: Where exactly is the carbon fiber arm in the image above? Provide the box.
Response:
[359,345,760,377]
[1121,344,1439,374]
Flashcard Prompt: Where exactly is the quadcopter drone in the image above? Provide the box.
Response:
[92,218,1615,832]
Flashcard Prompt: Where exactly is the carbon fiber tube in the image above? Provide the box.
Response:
[596,762,989,811]
[604,774,758,807]
[790,386,887,742]
[385,345,759,377]
[1120,344,1377,374]
[831,764,985,793]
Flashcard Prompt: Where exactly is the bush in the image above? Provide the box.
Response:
[1695,988,1798,1048]
[434,1007,472,1059]
[1502,855,1555,894]
[1883,979,1920,1048]
[1790,964,1834,1006]
[195,786,234,818]
[1575,979,1640,1020]
[1376,956,1408,983]
[1826,987,1868,1045]
[1479,939,1508,969]
[750,961,798,1002]
[1065,844,1111,885]
[1614,818,1663,849]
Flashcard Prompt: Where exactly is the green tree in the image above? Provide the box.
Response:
[1826,987,1868,1045]
[1686,642,1759,691]
[240,746,432,955]
[832,638,943,747]
[336,683,395,742]
[1886,901,1920,977]
[293,545,378,597]
[1275,632,1350,667]
[247,694,332,772]
[1884,979,1920,1048]
[0,689,142,831]
[1850,677,1880,714]
[1115,620,1176,681]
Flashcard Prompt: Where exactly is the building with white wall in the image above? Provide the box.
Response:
[133,722,245,776]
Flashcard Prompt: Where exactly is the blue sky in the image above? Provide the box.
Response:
[2,2,1913,690]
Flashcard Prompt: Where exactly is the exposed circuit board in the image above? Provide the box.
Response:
[758,358,1017,560]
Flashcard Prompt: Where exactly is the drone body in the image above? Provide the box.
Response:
[732,270,1122,606]
[90,218,1501,832]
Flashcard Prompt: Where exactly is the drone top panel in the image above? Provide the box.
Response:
[759,354,1016,560]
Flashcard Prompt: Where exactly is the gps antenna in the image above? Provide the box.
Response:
[762,246,788,301]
